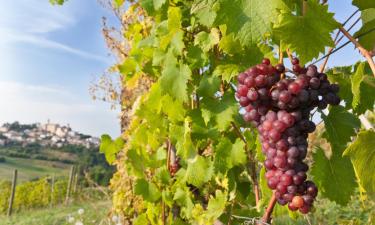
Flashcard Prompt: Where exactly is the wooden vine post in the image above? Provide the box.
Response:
[65,165,75,205]
[7,169,18,217]
[50,174,55,207]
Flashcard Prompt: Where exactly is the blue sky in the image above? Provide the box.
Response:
[0,0,366,137]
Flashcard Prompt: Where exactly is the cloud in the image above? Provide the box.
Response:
[0,81,120,137]
[0,1,109,63]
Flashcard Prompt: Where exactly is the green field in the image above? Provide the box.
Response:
[0,200,111,225]
[0,157,71,182]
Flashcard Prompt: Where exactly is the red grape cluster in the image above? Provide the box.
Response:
[235,58,340,213]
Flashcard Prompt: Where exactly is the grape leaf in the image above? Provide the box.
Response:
[140,0,156,15]
[205,190,227,221]
[134,179,161,202]
[273,0,339,64]
[186,46,208,69]
[161,94,185,122]
[174,187,194,219]
[153,0,167,10]
[213,64,240,83]
[354,8,375,51]
[231,138,247,166]
[322,106,360,151]
[311,147,356,205]
[200,92,238,131]
[351,62,365,110]
[351,62,375,115]
[185,155,214,188]
[314,106,360,205]
[174,119,197,160]
[352,0,375,10]
[191,0,218,27]
[197,75,221,98]
[155,167,171,185]
[194,28,220,52]
[160,52,191,102]
[214,0,280,46]
[214,138,246,173]
[114,0,125,8]
[219,33,241,55]
[99,134,124,164]
[133,213,149,225]
[343,130,375,199]
[327,66,354,108]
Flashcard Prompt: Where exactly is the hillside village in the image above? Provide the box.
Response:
[0,121,100,149]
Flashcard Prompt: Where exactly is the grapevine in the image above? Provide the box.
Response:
[236,58,340,214]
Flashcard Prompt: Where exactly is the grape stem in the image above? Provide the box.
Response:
[230,122,260,207]
[339,25,375,77]
[261,192,277,224]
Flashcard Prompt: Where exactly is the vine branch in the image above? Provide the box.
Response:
[313,27,375,65]
[261,192,277,224]
[320,10,360,72]
[339,25,375,77]
[230,122,260,207]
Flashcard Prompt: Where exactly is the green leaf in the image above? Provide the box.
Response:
[314,106,360,205]
[99,135,124,164]
[219,33,241,55]
[322,106,360,151]
[197,75,221,97]
[186,46,208,69]
[213,64,240,83]
[215,0,281,46]
[174,119,197,160]
[161,94,185,122]
[327,66,354,108]
[205,190,227,220]
[173,187,194,219]
[160,52,191,102]
[155,167,171,185]
[185,155,213,188]
[153,0,166,10]
[329,63,375,115]
[351,62,366,110]
[201,92,238,131]
[214,138,247,173]
[140,0,156,15]
[343,130,375,199]
[49,0,66,5]
[134,179,161,202]
[231,138,247,166]
[214,139,232,173]
[273,0,339,63]
[191,0,218,27]
[352,0,375,10]
[353,63,375,115]
[168,7,182,31]
[311,147,356,205]
[354,8,375,51]
[133,213,149,225]
[118,58,138,76]
[194,28,220,52]
[114,0,125,8]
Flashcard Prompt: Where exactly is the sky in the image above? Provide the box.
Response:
[0,0,366,137]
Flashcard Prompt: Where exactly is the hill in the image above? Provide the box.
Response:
[0,121,113,184]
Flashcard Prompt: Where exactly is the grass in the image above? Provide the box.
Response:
[0,200,112,225]
[0,156,70,182]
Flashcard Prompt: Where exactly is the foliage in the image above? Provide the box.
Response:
[55,0,375,223]
[0,201,112,225]
[0,177,68,214]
